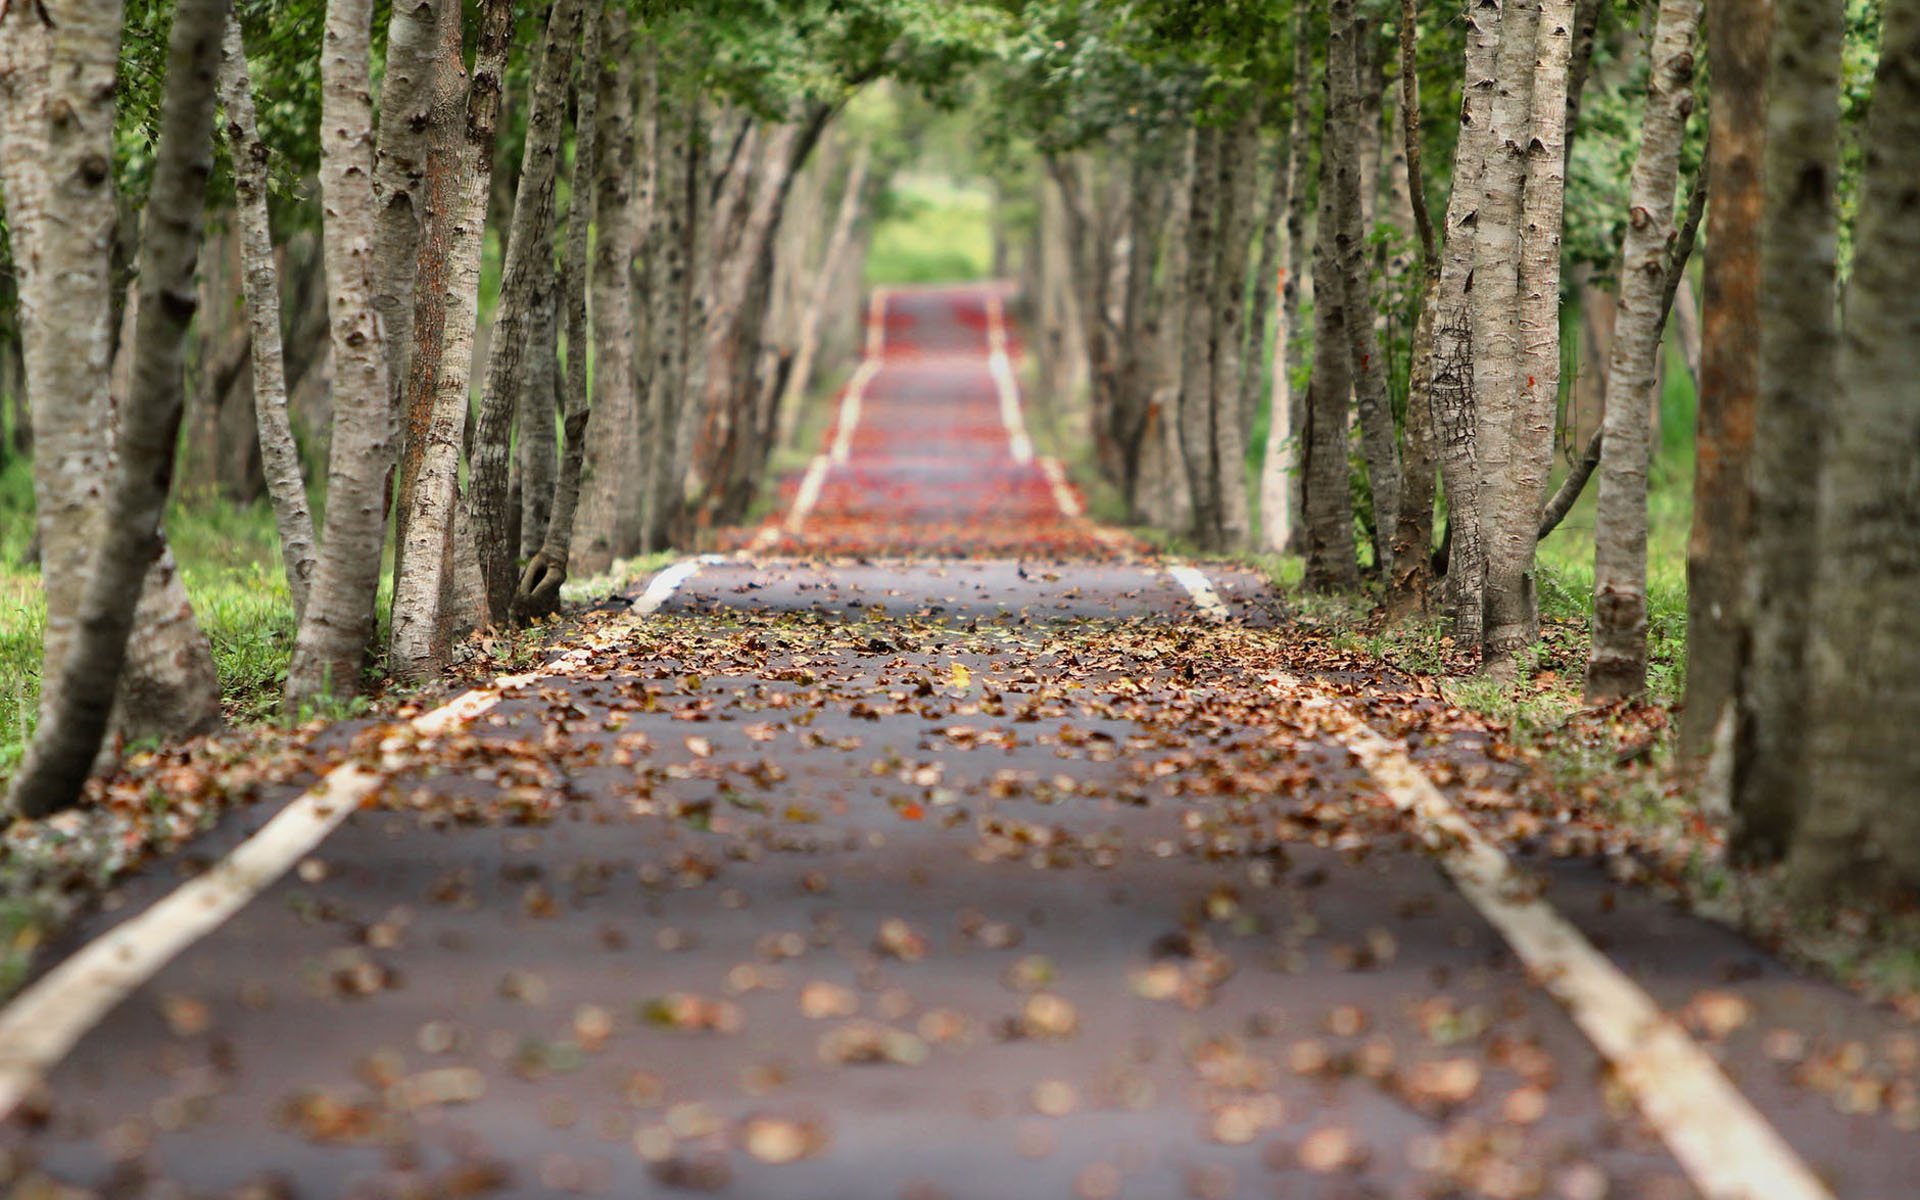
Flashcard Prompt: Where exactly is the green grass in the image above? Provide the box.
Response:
[0,454,300,778]
[867,172,995,286]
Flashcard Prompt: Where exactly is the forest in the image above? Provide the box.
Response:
[0,0,1916,1014]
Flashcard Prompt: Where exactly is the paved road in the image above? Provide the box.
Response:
[3,286,1917,1200]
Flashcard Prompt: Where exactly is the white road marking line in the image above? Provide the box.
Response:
[983,293,1035,465]
[0,556,717,1121]
[785,457,831,534]
[1037,456,1083,518]
[631,553,725,615]
[1166,563,1232,621]
[1161,565,1832,1200]
[829,358,881,466]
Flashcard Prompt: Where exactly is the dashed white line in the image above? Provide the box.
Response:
[1162,563,1832,1200]
[0,555,719,1121]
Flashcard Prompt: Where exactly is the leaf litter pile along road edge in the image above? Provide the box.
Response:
[0,283,1853,1199]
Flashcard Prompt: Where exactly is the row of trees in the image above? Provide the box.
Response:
[1013,0,1915,902]
[0,0,991,815]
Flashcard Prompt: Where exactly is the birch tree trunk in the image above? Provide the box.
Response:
[284,0,395,708]
[1429,0,1502,651]
[1329,0,1401,573]
[369,0,444,402]
[465,0,578,626]
[8,0,227,818]
[1304,113,1360,591]
[1243,141,1284,450]
[1177,126,1224,551]
[1471,0,1543,671]
[1386,0,1444,620]
[517,277,560,560]
[1490,0,1577,662]
[1733,0,1842,860]
[1788,0,1920,901]
[517,4,605,619]
[1584,2,1699,696]
[1210,113,1260,552]
[1256,126,1299,552]
[643,83,695,552]
[1263,13,1315,556]
[6,2,115,721]
[386,0,511,682]
[1681,0,1769,760]
[1117,135,1173,520]
[219,22,317,622]
[574,2,637,575]
[1585,0,1699,702]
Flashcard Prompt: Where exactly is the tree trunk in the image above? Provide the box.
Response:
[1243,140,1284,452]
[1386,0,1443,620]
[1680,0,1768,761]
[8,0,227,818]
[1256,129,1298,552]
[3,2,114,725]
[643,82,696,552]
[1541,166,1706,543]
[1329,0,1402,574]
[1118,134,1174,522]
[1472,0,1549,672]
[1428,0,1501,651]
[464,0,578,627]
[369,0,445,404]
[1788,0,1920,901]
[386,0,511,682]
[1733,0,1842,860]
[284,0,396,708]
[1304,107,1360,591]
[1177,126,1224,551]
[517,3,605,618]
[1210,113,1260,552]
[1586,0,1702,699]
[574,3,638,575]
[517,276,560,560]
[219,21,318,622]
[780,137,870,444]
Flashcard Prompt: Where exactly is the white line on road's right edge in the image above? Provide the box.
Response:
[0,555,719,1122]
[1163,564,1832,1200]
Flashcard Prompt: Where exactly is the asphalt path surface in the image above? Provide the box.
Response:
[3,285,1916,1200]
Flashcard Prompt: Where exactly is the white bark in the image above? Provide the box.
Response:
[285,0,394,707]
[219,21,318,621]
[1586,0,1700,699]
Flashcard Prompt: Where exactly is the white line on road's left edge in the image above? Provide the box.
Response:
[984,292,1034,465]
[0,555,719,1121]
[1163,564,1833,1200]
